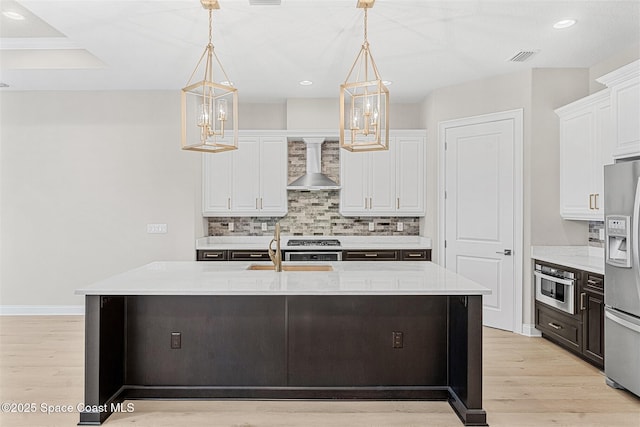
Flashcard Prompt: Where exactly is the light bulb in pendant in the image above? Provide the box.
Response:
[352,107,361,130]
[217,99,227,121]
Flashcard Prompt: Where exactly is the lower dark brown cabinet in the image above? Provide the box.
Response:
[581,273,604,368]
[534,263,604,370]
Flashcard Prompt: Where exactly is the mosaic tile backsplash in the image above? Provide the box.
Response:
[207,140,421,236]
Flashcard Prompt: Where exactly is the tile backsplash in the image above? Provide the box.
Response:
[206,140,421,236]
[588,221,604,248]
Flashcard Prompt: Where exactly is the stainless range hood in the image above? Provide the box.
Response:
[287,137,340,190]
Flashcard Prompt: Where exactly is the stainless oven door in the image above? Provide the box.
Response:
[285,251,342,261]
[534,271,575,314]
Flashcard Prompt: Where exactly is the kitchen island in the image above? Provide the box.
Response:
[75,261,491,426]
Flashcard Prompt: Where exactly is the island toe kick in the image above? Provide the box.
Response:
[79,294,487,426]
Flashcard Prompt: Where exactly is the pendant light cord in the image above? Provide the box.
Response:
[208,8,213,47]
[363,7,368,45]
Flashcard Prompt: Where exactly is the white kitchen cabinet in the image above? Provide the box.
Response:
[395,136,426,215]
[340,133,426,217]
[556,90,612,221]
[596,60,640,160]
[203,133,287,217]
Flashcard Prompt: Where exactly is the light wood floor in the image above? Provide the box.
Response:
[0,316,638,426]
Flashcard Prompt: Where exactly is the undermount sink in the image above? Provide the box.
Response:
[246,264,333,272]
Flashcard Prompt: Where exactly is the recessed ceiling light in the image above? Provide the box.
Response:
[553,19,577,29]
[299,80,313,86]
[2,10,25,20]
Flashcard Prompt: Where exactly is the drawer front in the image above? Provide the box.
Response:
[343,250,398,261]
[400,249,431,261]
[536,303,581,351]
[585,273,604,293]
[229,250,271,261]
[197,250,227,261]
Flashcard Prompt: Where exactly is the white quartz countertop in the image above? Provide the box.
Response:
[531,246,604,275]
[196,236,432,251]
[75,261,490,296]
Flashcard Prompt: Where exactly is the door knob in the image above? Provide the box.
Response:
[496,249,512,256]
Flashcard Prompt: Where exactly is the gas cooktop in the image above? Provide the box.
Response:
[287,239,341,247]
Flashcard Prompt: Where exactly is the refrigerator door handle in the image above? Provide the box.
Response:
[606,309,640,334]
[633,177,640,271]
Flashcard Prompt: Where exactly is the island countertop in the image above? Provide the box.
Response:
[75,261,491,296]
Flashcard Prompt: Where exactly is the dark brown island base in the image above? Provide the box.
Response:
[76,261,490,426]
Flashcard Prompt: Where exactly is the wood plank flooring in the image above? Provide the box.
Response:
[0,316,638,426]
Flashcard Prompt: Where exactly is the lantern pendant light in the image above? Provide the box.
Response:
[340,0,389,152]
[181,0,238,153]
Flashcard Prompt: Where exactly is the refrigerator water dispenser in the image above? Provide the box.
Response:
[606,215,631,268]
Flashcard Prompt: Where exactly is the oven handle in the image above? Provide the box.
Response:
[534,271,575,287]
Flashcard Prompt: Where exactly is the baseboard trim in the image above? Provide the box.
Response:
[0,305,84,316]
[521,323,542,337]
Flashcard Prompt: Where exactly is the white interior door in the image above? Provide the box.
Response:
[444,118,516,331]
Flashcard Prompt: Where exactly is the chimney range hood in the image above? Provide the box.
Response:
[287,138,340,191]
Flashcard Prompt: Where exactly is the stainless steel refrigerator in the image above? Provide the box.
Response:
[604,160,640,397]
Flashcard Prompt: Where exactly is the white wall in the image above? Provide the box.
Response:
[286,98,423,130]
[420,68,590,328]
[589,42,640,94]
[0,91,202,308]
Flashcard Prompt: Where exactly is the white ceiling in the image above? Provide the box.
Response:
[1,0,639,101]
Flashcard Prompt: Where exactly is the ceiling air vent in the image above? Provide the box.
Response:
[508,50,539,62]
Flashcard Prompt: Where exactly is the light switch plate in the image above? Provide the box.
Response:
[228,222,234,232]
[368,222,375,231]
[261,223,268,231]
[397,222,404,232]
[147,224,167,234]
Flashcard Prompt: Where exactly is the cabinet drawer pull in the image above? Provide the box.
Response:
[548,322,562,330]
[397,198,400,209]
[595,193,599,210]
[205,253,221,258]
[580,292,587,311]
[407,253,423,257]
[589,194,594,210]
[249,254,264,258]
[260,198,263,209]
[364,253,378,257]
[227,198,231,209]
[587,279,600,286]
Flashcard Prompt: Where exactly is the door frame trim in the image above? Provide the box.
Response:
[438,109,524,334]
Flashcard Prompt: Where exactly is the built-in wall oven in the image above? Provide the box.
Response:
[285,252,342,261]
[534,263,576,315]
[284,238,342,261]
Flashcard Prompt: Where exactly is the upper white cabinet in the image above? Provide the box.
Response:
[340,132,426,217]
[556,90,612,220]
[203,133,287,217]
[596,60,640,160]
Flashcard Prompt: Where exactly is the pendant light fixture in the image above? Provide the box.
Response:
[181,0,238,153]
[340,0,389,152]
